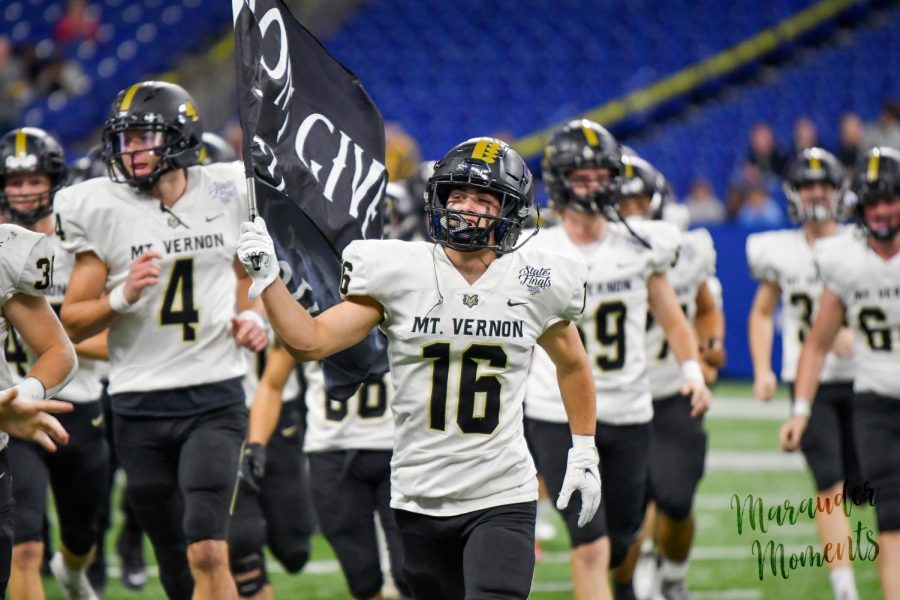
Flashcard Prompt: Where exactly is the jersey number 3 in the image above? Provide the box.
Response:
[160,258,199,341]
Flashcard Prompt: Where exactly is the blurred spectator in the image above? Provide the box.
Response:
[384,122,421,182]
[792,117,818,152]
[835,112,865,169]
[0,37,30,132]
[223,118,244,159]
[736,186,784,229]
[746,122,788,178]
[725,162,763,220]
[54,0,100,48]
[862,99,900,151]
[684,177,726,225]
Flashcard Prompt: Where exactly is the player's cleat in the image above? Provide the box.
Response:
[660,578,693,600]
[50,552,99,600]
[116,528,147,591]
[633,544,659,600]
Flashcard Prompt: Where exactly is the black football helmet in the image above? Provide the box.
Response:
[200,132,237,165]
[102,81,203,192]
[851,146,900,241]
[0,127,68,225]
[70,144,106,183]
[425,137,533,253]
[782,147,847,223]
[542,119,622,213]
[619,154,667,219]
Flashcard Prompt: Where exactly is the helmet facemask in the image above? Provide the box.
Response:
[784,179,846,223]
[427,179,528,254]
[103,124,181,193]
[854,183,900,241]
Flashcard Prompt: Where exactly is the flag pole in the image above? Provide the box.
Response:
[246,176,262,270]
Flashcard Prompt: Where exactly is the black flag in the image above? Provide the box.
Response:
[233,0,388,400]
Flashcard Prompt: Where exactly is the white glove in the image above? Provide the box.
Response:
[557,434,602,527]
[237,217,279,300]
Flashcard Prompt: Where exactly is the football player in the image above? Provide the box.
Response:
[614,154,723,600]
[0,128,110,600]
[243,345,407,600]
[747,148,859,600]
[0,215,78,596]
[524,120,711,600]
[228,343,315,599]
[238,137,601,599]
[782,147,900,600]
[55,81,267,600]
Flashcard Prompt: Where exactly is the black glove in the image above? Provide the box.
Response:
[238,442,266,493]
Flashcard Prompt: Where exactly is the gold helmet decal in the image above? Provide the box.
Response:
[470,139,503,164]
[118,83,143,113]
[867,151,880,182]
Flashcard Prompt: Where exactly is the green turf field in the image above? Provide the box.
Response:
[41,381,884,599]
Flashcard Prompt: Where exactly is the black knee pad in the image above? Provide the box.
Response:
[60,525,97,557]
[655,493,693,522]
[273,545,310,574]
[231,552,269,598]
[608,533,633,569]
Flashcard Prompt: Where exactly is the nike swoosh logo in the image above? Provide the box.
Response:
[507,300,527,307]
[280,425,298,437]
[205,214,225,222]
[91,414,104,428]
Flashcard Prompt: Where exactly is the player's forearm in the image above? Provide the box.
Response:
[694,298,724,345]
[748,310,774,377]
[793,342,827,402]
[28,342,77,398]
[74,329,109,361]
[60,298,115,343]
[248,383,283,445]
[260,277,323,361]
[665,319,702,364]
[556,360,596,436]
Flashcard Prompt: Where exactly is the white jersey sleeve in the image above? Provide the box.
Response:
[340,238,585,516]
[303,361,394,452]
[747,229,856,383]
[53,164,249,397]
[815,231,897,398]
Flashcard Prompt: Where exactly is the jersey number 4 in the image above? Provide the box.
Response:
[422,342,507,435]
[160,258,199,342]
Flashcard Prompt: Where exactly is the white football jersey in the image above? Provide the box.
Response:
[4,233,105,403]
[746,228,856,383]
[0,225,56,449]
[303,361,394,453]
[814,230,900,399]
[54,162,249,395]
[241,346,300,408]
[646,227,716,399]
[341,238,586,516]
[525,221,680,425]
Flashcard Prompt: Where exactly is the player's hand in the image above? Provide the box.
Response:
[231,314,268,352]
[753,371,777,402]
[557,439,601,527]
[0,387,72,452]
[123,251,162,304]
[681,378,712,417]
[238,442,266,493]
[779,416,808,452]
[830,327,855,359]
[237,217,278,300]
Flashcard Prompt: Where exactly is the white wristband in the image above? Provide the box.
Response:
[572,433,595,450]
[792,397,812,418]
[14,377,45,400]
[681,359,704,383]
[108,283,135,313]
